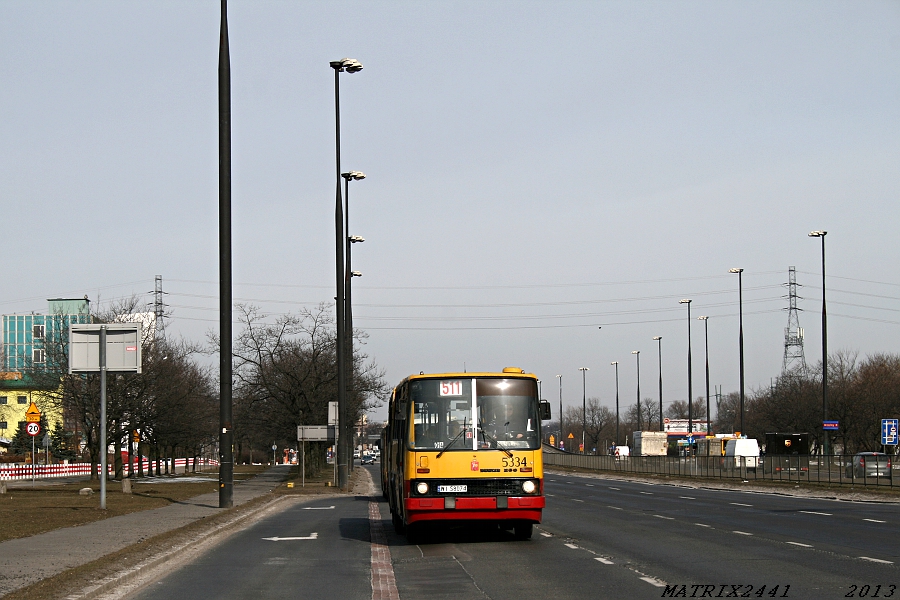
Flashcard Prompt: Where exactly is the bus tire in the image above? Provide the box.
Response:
[513,522,533,540]
[392,510,404,534]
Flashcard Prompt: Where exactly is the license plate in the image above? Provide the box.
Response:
[437,485,467,493]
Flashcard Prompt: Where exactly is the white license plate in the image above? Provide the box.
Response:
[437,485,467,493]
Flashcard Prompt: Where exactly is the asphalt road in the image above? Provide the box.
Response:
[127,466,900,600]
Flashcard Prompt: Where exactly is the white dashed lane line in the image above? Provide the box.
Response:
[594,557,614,565]
[564,543,579,549]
[864,518,886,523]
[733,531,753,536]
[800,510,832,516]
[640,576,667,587]
[639,491,653,495]
[860,557,893,564]
[653,515,674,520]
[679,496,695,500]
[695,523,711,528]
[730,502,752,507]
[608,487,620,490]
[786,542,813,548]
[572,499,585,503]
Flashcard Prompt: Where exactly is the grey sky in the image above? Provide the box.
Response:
[2,1,898,423]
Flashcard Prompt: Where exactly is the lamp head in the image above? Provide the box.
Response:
[351,271,363,277]
[632,350,639,355]
[342,170,366,181]
[331,58,363,73]
[809,230,827,237]
[679,299,691,304]
[729,268,743,274]
[653,336,662,341]
[611,361,618,365]
[698,315,708,321]
[349,235,365,243]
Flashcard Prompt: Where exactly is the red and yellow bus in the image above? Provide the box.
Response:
[383,367,550,541]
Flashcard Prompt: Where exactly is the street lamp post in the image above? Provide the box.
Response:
[680,299,693,449]
[578,367,589,453]
[342,170,366,469]
[730,268,744,435]
[699,316,710,437]
[632,351,641,431]
[611,362,619,447]
[653,336,662,432]
[809,230,829,457]
[330,57,363,491]
[555,374,562,449]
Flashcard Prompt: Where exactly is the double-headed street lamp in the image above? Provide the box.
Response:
[653,336,662,432]
[611,361,620,447]
[679,300,693,444]
[809,230,829,457]
[729,268,744,435]
[632,351,641,431]
[699,316,710,437]
[578,367,589,453]
[330,57,363,491]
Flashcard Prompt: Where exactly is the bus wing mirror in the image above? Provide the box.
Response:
[540,400,551,421]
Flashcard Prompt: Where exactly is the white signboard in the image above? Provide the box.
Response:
[69,324,142,373]
[297,426,336,442]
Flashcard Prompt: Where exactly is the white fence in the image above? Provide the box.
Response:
[0,458,219,481]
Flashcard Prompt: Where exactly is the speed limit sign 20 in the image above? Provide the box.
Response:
[26,422,40,437]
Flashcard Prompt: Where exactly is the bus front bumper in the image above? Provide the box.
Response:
[404,496,545,524]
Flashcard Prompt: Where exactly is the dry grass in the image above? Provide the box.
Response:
[0,465,267,543]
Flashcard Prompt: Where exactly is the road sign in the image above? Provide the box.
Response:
[25,402,41,423]
[567,433,574,439]
[26,422,40,437]
[69,323,142,373]
[549,435,555,446]
[823,420,839,431]
[882,419,898,446]
[297,426,336,441]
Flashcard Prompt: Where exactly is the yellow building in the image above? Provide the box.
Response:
[0,373,63,449]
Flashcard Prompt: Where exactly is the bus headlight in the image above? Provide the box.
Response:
[416,482,429,495]
[522,480,536,494]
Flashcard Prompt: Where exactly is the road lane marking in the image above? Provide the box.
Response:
[800,510,832,516]
[302,506,335,510]
[679,496,695,500]
[572,499,585,502]
[540,532,553,537]
[608,487,620,490]
[730,502,752,507]
[607,506,623,510]
[640,577,667,587]
[586,483,595,486]
[262,533,318,541]
[639,491,653,495]
[860,557,893,564]
[653,515,674,520]
[695,523,711,528]
[565,543,580,549]
[594,557,614,565]
[786,542,812,547]
[369,501,400,600]
[864,518,886,523]
[733,531,753,536]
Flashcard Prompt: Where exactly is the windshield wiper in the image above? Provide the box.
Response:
[436,418,467,459]
[478,418,513,457]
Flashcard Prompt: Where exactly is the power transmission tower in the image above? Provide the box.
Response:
[152,275,167,340]
[782,266,807,374]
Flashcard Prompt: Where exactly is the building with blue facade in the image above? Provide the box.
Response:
[2,298,91,372]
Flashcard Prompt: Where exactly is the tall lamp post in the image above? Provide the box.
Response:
[342,170,365,471]
[611,362,619,447]
[653,336,663,432]
[809,230,828,457]
[729,268,744,436]
[578,367,589,453]
[632,351,641,431]
[330,57,363,490]
[555,374,562,449]
[680,299,693,449]
[699,316,710,438]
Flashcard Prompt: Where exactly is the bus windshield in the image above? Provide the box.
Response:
[410,377,539,451]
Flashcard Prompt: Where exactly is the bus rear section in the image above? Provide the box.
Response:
[384,368,550,541]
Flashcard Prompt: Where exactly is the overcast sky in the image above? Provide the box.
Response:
[2,1,898,424]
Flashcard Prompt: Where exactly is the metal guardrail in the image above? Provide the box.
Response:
[543,451,896,488]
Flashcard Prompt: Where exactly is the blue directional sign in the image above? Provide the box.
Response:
[823,420,839,431]
[882,419,898,446]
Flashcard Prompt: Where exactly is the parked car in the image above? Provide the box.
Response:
[361,453,376,465]
[845,452,892,479]
[353,449,360,459]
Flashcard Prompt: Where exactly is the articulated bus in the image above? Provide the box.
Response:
[383,367,551,541]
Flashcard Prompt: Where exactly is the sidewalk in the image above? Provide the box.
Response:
[0,465,292,597]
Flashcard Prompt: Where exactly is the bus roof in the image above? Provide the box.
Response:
[399,367,537,385]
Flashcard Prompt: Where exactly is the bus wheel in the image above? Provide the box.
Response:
[392,510,404,534]
[513,523,533,540]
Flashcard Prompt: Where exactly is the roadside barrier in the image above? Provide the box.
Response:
[0,458,220,481]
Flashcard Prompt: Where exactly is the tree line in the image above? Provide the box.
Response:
[8,299,389,479]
